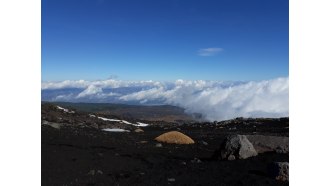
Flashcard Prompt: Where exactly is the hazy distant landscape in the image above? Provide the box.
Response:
[44,101,197,122]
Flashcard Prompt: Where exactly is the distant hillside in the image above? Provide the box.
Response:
[42,101,197,123]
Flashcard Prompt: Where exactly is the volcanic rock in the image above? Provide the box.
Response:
[201,140,208,146]
[191,157,202,163]
[155,131,195,144]
[227,155,236,161]
[268,162,289,182]
[87,170,95,176]
[155,143,163,147]
[218,135,258,160]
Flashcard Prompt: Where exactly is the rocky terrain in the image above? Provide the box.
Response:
[44,102,197,123]
[42,102,289,186]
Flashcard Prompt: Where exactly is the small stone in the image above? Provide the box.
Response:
[134,128,144,133]
[229,127,237,130]
[167,178,175,182]
[87,170,95,176]
[191,157,202,163]
[155,143,162,147]
[201,141,208,145]
[228,155,236,161]
[97,170,103,175]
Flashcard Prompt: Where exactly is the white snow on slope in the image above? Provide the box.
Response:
[121,120,132,124]
[135,122,149,127]
[97,117,121,122]
[124,121,149,127]
[56,106,75,113]
[102,128,130,132]
[94,115,149,127]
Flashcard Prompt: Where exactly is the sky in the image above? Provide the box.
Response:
[42,0,288,82]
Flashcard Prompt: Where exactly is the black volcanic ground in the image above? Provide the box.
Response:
[42,102,289,186]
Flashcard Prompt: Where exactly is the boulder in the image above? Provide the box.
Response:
[155,131,194,144]
[218,135,258,160]
[268,162,289,182]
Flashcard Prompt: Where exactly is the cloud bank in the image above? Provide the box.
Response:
[42,77,289,121]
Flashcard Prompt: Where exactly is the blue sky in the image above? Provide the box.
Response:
[42,0,288,81]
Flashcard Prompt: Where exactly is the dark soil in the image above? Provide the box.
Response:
[42,103,289,186]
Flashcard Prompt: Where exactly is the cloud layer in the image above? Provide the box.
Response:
[42,77,289,121]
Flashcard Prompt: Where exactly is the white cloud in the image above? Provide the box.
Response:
[54,94,75,101]
[118,77,288,121]
[76,85,103,98]
[198,47,223,56]
[42,77,289,121]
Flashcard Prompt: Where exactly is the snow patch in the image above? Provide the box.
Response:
[102,128,130,132]
[93,115,149,127]
[98,117,121,122]
[56,106,75,113]
[121,120,132,124]
[135,122,149,127]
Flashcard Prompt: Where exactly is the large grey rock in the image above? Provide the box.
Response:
[220,135,258,160]
[246,135,289,153]
[268,162,289,182]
